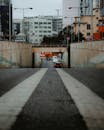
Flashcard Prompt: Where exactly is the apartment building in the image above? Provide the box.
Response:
[27,16,53,45]
[73,0,104,40]
[0,0,12,40]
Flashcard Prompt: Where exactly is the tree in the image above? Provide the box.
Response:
[41,25,85,46]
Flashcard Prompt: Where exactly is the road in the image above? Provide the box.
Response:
[0,68,40,96]
[0,68,104,130]
[41,59,54,68]
[63,68,104,99]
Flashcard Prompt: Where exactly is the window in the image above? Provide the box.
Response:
[87,32,90,36]
[48,26,51,28]
[87,24,91,30]
[34,22,38,24]
[39,22,42,24]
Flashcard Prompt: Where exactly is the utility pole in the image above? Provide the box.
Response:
[14,7,33,42]
[9,0,12,41]
[91,0,93,41]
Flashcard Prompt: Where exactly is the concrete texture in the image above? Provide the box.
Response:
[71,41,104,68]
[0,41,32,68]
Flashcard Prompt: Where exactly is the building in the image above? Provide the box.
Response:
[13,19,22,35]
[80,0,93,16]
[62,0,104,41]
[93,0,99,8]
[74,15,97,40]
[100,0,104,16]
[0,0,12,40]
[44,16,63,34]
[62,0,80,28]
[13,16,62,45]
[26,16,53,45]
[93,0,104,40]
[73,0,104,41]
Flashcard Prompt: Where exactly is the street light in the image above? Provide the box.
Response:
[14,7,33,18]
[14,7,33,41]
[63,16,74,68]
[68,7,80,43]
[91,0,93,41]
[9,0,12,41]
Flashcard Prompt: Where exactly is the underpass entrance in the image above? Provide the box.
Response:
[32,46,68,68]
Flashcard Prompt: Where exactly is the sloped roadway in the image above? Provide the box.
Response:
[9,68,87,130]
[0,67,104,130]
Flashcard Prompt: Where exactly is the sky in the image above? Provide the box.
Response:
[12,0,62,19]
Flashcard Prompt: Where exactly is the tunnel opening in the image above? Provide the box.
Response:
[32,47,68,68]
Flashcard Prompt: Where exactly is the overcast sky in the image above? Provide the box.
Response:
[12,0,62,19]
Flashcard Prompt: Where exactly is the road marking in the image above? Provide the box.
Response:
[57,69,104,130]
[0,68,48,130]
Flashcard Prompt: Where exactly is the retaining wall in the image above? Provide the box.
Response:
[0,41,32,68]
[71,41,104,68]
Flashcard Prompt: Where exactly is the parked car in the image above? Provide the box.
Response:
[54,61,63,68]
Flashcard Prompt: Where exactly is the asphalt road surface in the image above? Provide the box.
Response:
[63,68,104,99]
[10,69,88,130]
[0,68,104,130]
[0,68,40,97]
[41,59,54,68]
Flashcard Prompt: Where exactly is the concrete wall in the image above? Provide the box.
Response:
[0,41,32,68]
[71,41,104,68]
[34,52,42,68]
[1,41,103,68]
[62,51,68,67]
